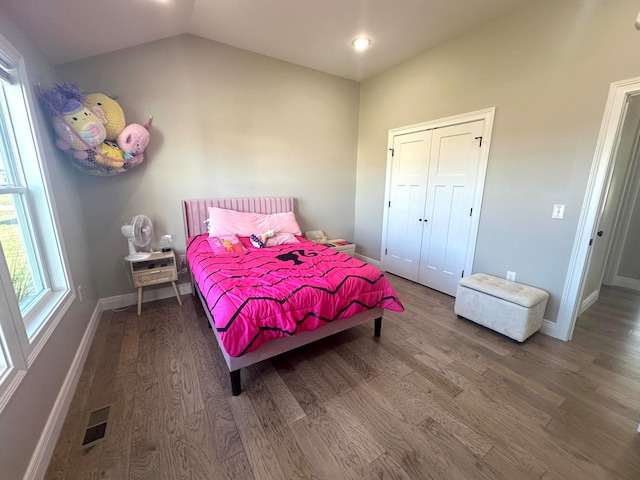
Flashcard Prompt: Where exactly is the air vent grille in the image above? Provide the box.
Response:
[81,406,110,447]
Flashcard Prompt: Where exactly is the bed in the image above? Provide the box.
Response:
[182,197,404,395]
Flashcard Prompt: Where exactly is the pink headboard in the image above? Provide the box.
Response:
[182,197,295,238]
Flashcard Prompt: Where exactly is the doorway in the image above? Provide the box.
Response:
[556,77,640,341]
[579,95,640,314]
[381,108,495,296]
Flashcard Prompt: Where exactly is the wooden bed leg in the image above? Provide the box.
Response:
[230,370,241,396]
[374,317,382,337]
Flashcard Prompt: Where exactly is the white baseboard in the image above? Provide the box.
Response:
[612,275,640,291]
[355,254,381,269]
[540,318,561,340]
[24,299,104,480]
[579,290,599,315]
[100,282,193,312]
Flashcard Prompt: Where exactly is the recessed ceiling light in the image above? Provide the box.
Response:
[352,37,371,51]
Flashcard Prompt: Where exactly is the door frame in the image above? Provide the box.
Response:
[380,107,495,288]
[556,77,640,341]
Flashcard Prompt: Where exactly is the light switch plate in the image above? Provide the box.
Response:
[552,204,565,219]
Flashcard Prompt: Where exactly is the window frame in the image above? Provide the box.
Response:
[0,31,75,412]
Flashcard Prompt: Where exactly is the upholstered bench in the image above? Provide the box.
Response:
[454,273,549,342]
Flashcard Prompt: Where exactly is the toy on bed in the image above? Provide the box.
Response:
[250,229,275,248]
[38,82,152,176]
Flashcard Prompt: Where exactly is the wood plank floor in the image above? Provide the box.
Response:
[45,276,640,479]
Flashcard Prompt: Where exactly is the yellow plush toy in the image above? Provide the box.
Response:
[96,140,125,168]
[84,93,126,141]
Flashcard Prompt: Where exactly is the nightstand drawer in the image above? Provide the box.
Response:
[133,267,177,287]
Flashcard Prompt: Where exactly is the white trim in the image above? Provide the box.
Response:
[540,318,557,337]
[381,107,495,287]
[611,275,640,291]
[556,77,640,341]
[100,282,192,312]
[579,290,599,315]
[0,367,26,414]
[26,290,75,367]
[355,253,381,269]
[23,299,103,480]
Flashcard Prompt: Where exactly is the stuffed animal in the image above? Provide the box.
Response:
[250,230,275,248]
[39,82,107,159]
[117,117,152,160]
[84,93,126,141]
[96,140,125,168]
[38,82,152,175]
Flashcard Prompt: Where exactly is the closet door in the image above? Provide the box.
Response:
[384,130,431,281]
[418,120,484,295]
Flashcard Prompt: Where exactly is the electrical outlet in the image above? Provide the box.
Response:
[178,255,188,274]
[77,284,83,302]
[506,271,516,282]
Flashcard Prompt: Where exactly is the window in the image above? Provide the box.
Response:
[0,33,74,409]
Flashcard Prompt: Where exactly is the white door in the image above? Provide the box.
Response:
[418,121,484,295]
[384,130,431,281]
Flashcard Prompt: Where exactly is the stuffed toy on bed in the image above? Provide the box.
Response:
[250,229,275,248]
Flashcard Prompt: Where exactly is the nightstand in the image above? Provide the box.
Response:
[127,250,183,315]
[323,239,356,257]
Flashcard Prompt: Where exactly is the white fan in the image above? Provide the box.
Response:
[121,214,153,261]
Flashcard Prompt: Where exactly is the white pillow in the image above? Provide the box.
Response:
[208,207,302,237]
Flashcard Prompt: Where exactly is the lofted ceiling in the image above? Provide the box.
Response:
[3,0,535,81]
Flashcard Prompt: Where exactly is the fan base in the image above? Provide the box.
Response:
[125,253,152,261]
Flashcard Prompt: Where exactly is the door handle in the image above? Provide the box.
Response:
[597,230,603,237]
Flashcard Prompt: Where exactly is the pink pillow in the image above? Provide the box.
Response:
[208,207,302,237]
[265,232,300,247]
[206,235,246,254]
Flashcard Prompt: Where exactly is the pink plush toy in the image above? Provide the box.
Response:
[117,117,152,165]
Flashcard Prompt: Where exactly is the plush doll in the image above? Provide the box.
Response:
[38,82,152,175]
[117,117,152,162]
[250,230,275,248]
[84,93,126,141]
[96,140,125,168]
[39,82,107,160]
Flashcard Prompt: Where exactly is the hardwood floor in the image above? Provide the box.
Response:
[44,276,640,479]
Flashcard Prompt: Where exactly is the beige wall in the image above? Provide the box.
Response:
[0,8,98,479]
[57,34,360,298]
[355,0,640,322]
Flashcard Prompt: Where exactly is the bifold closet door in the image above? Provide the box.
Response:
[418,120,484,296]
[384,130,432,282]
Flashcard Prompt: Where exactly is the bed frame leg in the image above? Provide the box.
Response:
[374,317,382,337]
[230,370,241,396]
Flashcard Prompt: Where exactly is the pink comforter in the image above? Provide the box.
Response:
[187,235,404,357]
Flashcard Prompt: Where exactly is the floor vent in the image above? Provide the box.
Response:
[81,406,110,447]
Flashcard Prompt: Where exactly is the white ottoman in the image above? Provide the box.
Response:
[454,273,549,342]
